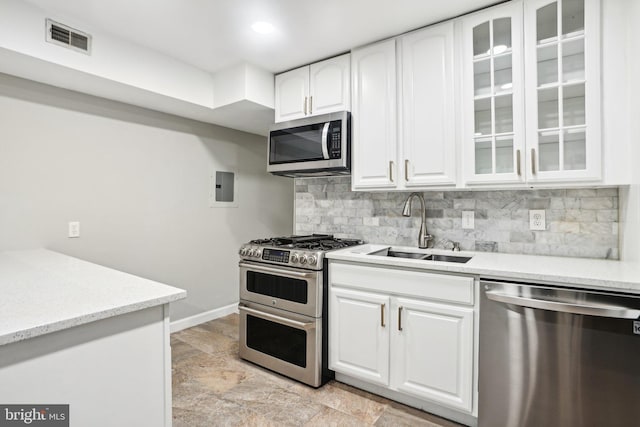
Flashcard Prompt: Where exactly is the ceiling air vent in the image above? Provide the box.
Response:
[45,19,91,55]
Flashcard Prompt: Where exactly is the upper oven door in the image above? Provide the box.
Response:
[239,261,323,318]
[267,111,349,174]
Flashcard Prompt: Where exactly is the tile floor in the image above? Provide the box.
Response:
[171,314,464,427]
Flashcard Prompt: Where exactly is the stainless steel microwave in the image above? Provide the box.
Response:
[267,111,350,177]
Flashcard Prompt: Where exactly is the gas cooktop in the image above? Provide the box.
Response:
[239,234,364,270]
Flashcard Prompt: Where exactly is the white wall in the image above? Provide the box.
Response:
[619,0,640,263]
[0,0,213,106]
[0,73,294,321]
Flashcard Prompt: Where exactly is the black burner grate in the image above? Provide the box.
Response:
[249,235,363,250]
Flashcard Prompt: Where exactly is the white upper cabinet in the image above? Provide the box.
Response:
[461,0,601,185]
[352,22,456,191]
[274,67,309,122]
[401,22,457,187]
[351,39,398,189]
[352,0,608,190]
[461,1,526,185]
[309,55,351,116]
[274,54,350,123]
[524,0,601,183]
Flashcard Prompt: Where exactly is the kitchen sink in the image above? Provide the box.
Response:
[383,250,430,259]
[369,249,472,264]
[423,254,472,263]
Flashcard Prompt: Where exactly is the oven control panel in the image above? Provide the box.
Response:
[262,249,290,263]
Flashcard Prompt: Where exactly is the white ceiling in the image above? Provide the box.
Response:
[24,0,501,75]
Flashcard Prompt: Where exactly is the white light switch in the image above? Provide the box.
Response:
[68,221,80,238]
[462,211,475,229]
[529,210,546,231]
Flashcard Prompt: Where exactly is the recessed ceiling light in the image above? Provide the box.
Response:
[251,21,275,34]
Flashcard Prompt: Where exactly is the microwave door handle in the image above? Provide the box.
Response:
[321,122,330,160]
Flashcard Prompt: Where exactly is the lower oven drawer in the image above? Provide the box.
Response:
[239,302,322,387]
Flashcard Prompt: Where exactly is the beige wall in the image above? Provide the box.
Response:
[0,73,294,321]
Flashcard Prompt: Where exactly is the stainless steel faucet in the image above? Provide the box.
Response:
[402,192,433,249]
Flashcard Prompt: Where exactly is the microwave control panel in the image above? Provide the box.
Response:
[329,121,342,159]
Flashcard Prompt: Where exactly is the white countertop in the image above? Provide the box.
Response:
[327,244,640,293]
[0,249,186,346]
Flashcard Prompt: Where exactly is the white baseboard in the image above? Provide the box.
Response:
[170,303,238,333]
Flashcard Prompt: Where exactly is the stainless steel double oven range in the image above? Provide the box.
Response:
[238,234,363,387]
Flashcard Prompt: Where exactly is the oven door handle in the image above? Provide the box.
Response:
[239,261,316,279]
[239,304,315,330]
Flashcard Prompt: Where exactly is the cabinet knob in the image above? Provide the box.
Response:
[304,96,308,115]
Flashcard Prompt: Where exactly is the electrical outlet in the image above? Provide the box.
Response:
[68,221,80,238]
[529,210,545,231]
[462,211,475,229]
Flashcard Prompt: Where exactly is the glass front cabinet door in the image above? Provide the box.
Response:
[462,0,600,185]
[524,0,601,183]
[462,2,526,185]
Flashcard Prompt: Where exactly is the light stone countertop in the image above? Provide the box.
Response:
[0,249,186,346]
[327,244,640,294]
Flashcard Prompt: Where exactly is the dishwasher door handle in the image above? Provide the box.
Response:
[486,290,640,319]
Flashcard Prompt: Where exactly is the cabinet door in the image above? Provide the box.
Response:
[274,66,309,122]
[462,1,526,185]
[351,39,398,190]
[309,54,351,116]
[329,287,390,386]
[390,297,474,412]
[524,0,601,182]
[401,22,456,187]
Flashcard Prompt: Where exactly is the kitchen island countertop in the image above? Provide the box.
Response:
[0,248,186,346]
[327,244,640,293]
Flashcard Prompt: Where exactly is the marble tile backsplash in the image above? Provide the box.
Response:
[294,176,619,260]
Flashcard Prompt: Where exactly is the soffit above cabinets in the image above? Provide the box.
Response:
[0,0,501,135]
[21,0,501,75]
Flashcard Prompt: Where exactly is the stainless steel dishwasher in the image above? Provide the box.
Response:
[479,280,640,427]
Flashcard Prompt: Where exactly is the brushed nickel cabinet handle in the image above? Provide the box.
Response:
[516,150,521,176]
[405,159,409,182]
[389,161,394,183]
[398,306,403,331]
[309,96,313,114]
[304,96,308,115]
[531,148,536,175]
[381,303,386,327]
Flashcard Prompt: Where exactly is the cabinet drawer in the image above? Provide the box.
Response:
[329,262,474,305]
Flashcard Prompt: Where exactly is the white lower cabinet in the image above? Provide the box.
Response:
[329,287,390,386]
[390,297,474,412]
[329,261,476,414]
